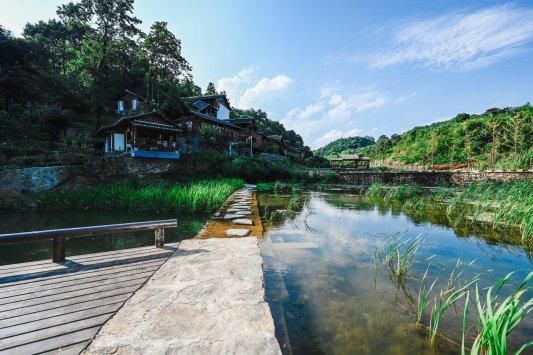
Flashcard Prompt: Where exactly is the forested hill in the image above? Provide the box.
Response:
[356,105,532,170]
[314,136,375,157]
[0,0,312,168]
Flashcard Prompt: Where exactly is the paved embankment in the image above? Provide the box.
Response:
[84,237,279,354]
[84,186,280,354]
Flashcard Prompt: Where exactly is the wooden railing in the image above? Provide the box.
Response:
[0,219,177,263]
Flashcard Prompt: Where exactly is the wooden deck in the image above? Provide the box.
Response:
[0,244,178,354]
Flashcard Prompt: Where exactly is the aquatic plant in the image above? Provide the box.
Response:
[429,275,479,347]
[35,178,244,214]
[365,181,533,247]
[375,234,423,280]
[469,272,533,355]
[417,266,439,325]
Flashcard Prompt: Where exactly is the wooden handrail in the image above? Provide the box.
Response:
[0,219,177,263]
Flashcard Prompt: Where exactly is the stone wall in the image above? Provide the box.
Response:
[309,170,532,186]
[0,166,67,208]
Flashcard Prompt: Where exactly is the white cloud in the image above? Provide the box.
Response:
[284,102,326,120]
[282,86,388,149]
[396,91,417,103]
[356,4,533,71]
[217,68,253,102]
[238,75,293,108]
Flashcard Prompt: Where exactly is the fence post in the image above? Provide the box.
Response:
[155,228,165,248]
[52,237,66,263]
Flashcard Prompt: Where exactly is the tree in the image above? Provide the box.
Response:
[205,82,217,95]
[376,135,391,155]
[57,0,142,126]
[143,21,191,102]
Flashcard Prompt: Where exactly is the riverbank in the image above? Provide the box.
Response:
[366,181,532,247]
[34,178,244,214]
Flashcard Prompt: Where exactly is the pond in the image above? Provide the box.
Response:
[258,191,532,354]
[0,210,208,265]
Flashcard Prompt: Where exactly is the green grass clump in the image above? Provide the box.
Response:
[470,272,533,355]
[375,234,423,280]
[365,181,532,246]
[35,178,244,214]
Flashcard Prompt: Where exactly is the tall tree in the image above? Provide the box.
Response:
[143,21,191,102]
[205,82,217,95]
[57,0,142,126]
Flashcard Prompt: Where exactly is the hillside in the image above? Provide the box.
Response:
[355,105,532,170]
[314,136,375,157]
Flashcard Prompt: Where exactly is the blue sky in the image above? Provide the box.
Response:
[2,0,532,148]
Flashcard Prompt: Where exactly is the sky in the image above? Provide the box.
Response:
[1,0,533,148]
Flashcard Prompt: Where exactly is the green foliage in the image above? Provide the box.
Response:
[35,178,243,213]
[314,136,375,157]
[470,272,533,355]
[365,181,533,246]
[205,82,217,95]
[358,105,532,169]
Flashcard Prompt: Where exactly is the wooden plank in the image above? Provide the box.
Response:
[0,326,101,354]
[0,259,163,293]
[0,302,122,339]
[0,263,160,299]
[0,277,148,313]
[0,293,130,329]
[0,284,139,319]
[41,340,90,355]
[0,243,177,280]
[0,313,110,350]
[0,270,155,305]
[0,249,172,281]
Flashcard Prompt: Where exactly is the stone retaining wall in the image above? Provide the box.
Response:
[0,166,67,208]
[309,170,532,186]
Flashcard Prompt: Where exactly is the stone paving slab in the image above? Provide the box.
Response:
[84,238,280,355]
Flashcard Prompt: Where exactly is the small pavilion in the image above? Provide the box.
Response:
[329,155,371,169]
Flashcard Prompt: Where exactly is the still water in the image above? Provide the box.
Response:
[258,191,532,354]
[0,210,208,265]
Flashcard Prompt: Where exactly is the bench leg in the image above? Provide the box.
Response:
[155,228,165,248]
[53,237,66,263]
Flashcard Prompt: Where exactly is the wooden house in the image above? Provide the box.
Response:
[97,110,181,159]
[116,90,144,116]
[184,94,232,121]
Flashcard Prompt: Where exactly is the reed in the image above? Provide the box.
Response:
[35,178,244,214]
[365,181,533,246]
[469,271,533,355]
[375,234,423,280]
[429,275,479,347]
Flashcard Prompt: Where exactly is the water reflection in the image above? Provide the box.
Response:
[259,192,531,354]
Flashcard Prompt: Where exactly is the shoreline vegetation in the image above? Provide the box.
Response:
[257,180,532,247]
[35,178,244,214]
[365,181,532,247]
[374,234,532,354]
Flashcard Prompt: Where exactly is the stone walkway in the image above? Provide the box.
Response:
[199,185,263,239]
[84,185,280,354]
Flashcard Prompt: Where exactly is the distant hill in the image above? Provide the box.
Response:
[314,136,375,157]
[356,104,532,170]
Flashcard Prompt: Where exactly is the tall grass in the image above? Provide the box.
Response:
[375,234,423,280]
[469,272,533,355]
[35,178,244,214]
[365,182,533,247]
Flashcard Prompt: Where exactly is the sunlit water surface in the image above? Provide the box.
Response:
[258,191,532,354]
